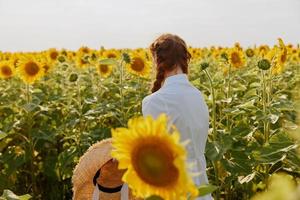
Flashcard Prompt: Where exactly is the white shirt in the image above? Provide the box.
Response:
[142,73,213,200]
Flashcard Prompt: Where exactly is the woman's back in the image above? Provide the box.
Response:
[144,33,213,199]
[142,73,209,160]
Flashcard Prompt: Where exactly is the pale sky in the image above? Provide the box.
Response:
[0,0,299,52]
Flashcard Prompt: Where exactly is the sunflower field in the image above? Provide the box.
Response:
[0,39,299,200]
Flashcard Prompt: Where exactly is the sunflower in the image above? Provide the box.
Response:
[189,48,202,59]
[102,49,120,59]
[96,64,113,78]
[276,38,288,66]
[257,45,270,57]
[228,48,246,68]
[78,46,91,55]
[0,61,15,79]
[17,56,45,84]
[111,114,198,200]
[47,48,59,63]
[75,53,89,68]
[126,52,151,78]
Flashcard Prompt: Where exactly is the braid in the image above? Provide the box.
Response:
[149,33,191,93]
[151,66,165,93]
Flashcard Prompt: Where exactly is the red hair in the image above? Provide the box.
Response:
[149,34,191,93]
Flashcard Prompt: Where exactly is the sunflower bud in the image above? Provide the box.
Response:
[69,73,78,82]
[221,52,228,61]
[200,62,209,71]
[58,56,66,63]
[246,48,255,58]
[122,52,131,64]
[258,59,271,70]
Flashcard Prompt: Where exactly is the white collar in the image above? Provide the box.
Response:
[162,73,189,87]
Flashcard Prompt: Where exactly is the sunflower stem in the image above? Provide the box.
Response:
[76,74,83,155]
[119,59,125,126]
[261,70,269,144]
[25,84,37,197]
[204,69,217,140]
[203,69,220,199]
[226,64,232,133]
[137,76,142,115]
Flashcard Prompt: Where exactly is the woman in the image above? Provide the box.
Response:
[142,34,213,200]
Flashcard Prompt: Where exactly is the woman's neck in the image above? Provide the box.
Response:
[164,67,183,79]
[162,67,184,85]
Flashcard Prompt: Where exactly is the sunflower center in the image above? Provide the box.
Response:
[50,51,58,60]
[231,52,241,64]
[131,139,179,187]
[131,57,145,72]
[1,65,12,76]
[25,62,40,76]
[99,64,109,73]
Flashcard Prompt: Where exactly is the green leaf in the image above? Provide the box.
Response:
[22,103,38,113]
[205,141,222,161]
[0,131,7,140]
[269,114,279,124]
[236,99,256,109]
[0,189,31,200]
[99,58,118,65]
[198,184,218,197]
[238,172,256,184]
[243,88,257,99]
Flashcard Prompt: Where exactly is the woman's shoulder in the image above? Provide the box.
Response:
[142,91,164,106]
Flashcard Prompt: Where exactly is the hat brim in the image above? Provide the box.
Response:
[72,138,113,199]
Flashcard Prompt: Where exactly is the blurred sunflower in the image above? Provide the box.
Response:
[272,38,288,75]
[66,51,76,61]
[126,53,151,78]
[111,114,198,200]
[75,53,89,68]
[96,64,113,78]
[17,56,45,84]
[78,46,91,55]
[103,49,120,59]
[39,55,53,73]
[257,45,270,57]
[234,42,243,51]
[47,48,59,63]
[0,61,15,79]
[276,38,288,65]
[228,48,245,68]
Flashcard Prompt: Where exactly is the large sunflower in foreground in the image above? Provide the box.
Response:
[96,63,113,78]
[0,60,15,79]
[17,56,45,84]
[111,114,198,200]
[228,48,246,69]
[126,53,151,78]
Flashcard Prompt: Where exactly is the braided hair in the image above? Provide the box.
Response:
[149,34,191,93]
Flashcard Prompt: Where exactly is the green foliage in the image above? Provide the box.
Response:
[0,55,299,200]
[0,190,31,200]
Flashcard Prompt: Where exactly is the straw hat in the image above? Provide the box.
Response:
[72,138,140,200]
